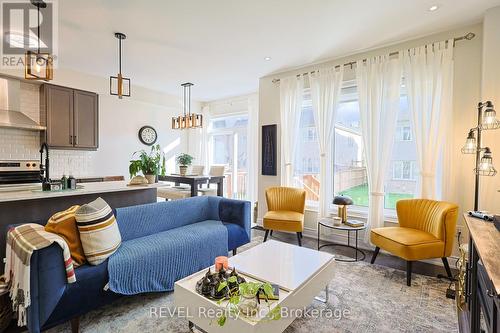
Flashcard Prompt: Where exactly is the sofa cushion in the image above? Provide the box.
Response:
[107,220,228,295]
[76,198,122,265]
[45,205,86,267]
[263,210,304,232]
[370,227,445,261]
[115,196,212,241]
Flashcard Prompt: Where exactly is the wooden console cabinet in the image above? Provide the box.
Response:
[459,214,500,333]
[40,84,99,150]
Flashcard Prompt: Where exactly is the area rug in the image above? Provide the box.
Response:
[46,236,457,333]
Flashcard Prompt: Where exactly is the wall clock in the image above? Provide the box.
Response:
[138,126,157,146]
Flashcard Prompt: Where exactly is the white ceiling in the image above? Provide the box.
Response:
[56,0,500,101]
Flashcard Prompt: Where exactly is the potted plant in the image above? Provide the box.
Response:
[175,153,194,176]
[129,144,166,184]
[215,279,281,326]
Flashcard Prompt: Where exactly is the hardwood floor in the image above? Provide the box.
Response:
[251,226,457,278]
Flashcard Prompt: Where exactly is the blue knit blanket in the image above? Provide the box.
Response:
[107,220,228,295]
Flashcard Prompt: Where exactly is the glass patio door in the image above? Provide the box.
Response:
[209,115,249,199]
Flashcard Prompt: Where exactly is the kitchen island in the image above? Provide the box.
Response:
[0,181,161,259]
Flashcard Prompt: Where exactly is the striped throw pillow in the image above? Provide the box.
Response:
[75,197,121,265]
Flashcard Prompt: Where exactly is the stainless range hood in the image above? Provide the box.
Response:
[0,77,46,131]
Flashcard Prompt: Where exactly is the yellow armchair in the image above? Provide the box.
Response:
[263,187,306,246]
[370,199,458,286]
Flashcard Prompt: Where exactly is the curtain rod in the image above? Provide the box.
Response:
[272,32,475,84]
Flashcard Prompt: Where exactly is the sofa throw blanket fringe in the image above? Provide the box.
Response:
[108,220,228,295]
[4,224,76,326]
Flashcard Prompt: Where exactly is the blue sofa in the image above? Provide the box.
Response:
[24,196,251,333]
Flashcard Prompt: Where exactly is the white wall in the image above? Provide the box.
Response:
[480,6,500,213]
[0,68,198,179]
[258,24,485,254]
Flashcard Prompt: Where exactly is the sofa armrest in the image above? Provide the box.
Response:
[209,197,251,241]
[27,244,67,333]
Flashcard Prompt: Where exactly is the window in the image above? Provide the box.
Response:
[392,161,416,180]
[293,90,320,204]
[209,114,249,199]
[396,124,412,141]
[293,82,418,211]
[334,85,368,208]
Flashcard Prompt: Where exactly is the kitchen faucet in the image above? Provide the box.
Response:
[39,142,50,191]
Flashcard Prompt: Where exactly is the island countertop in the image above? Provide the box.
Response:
[0,181,165,203]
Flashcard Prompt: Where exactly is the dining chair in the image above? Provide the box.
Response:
[198,165,226,196]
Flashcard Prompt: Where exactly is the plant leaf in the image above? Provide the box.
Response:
[217,281,227,292]
[217,314,226,326]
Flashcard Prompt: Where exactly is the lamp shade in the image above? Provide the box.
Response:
[461,130,477,154]
[481,102,499,130]
[333,195,353,206]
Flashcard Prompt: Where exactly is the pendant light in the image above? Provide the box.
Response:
[172,83,203,129]
[110,32,130,99]
[25,0,53,81]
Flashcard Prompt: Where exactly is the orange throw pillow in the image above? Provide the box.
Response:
[45,205,86,267]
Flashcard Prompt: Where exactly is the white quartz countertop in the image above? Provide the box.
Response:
[0,181,165,203]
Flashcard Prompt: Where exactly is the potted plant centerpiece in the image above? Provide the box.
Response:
[129,144,166,184]
[176,153,194,176]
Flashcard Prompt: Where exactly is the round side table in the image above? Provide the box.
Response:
[317,218,366,262]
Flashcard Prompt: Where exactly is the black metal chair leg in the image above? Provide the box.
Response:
[371,247,380,264]
[263,230,269,242]
[442,257,453,278]
[407,261,412,286]
[296,232,302,247]
[270,230,273,237]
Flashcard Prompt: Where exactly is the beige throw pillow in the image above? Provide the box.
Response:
[75,197,121,265]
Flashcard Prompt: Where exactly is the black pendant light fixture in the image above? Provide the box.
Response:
[25,0,53,81]
[110,32,130,99]
[172,83,203,129]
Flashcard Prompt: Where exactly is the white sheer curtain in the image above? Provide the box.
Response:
[279,76,304,186]
[310,68,344,218]
[403,40,454,199]
[356,54,402,241]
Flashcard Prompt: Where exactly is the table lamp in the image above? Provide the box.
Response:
[333,195,353,223]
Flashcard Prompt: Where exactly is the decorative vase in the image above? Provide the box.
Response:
[179,165,188,176]
[144,174,156,184]
[238,294,258,316]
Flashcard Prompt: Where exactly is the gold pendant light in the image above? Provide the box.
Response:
[25,0,53,81]
[172,83,203,129]
[110,32,130,98]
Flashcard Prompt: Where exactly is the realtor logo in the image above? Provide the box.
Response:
[1,0,58,69]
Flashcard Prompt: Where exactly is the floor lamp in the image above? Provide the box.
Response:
[461,101,499,212]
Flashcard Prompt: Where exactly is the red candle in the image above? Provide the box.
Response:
[215,256,228,272]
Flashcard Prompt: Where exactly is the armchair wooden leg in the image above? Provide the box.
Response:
[270,230,273,237]
[371,247,380,264]
[70,317,80,333]
[442,257,453,278]
[232,248,237,256]
[299,232,303,238]
[406,261,412,286]
[296,232,302,247]
[263,230,269,242]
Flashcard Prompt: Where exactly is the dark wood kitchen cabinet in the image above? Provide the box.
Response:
[40,84,99,150]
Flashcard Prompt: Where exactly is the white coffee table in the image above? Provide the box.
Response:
[174,240,335,333]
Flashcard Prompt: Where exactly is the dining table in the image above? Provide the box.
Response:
[157,174,225,197]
